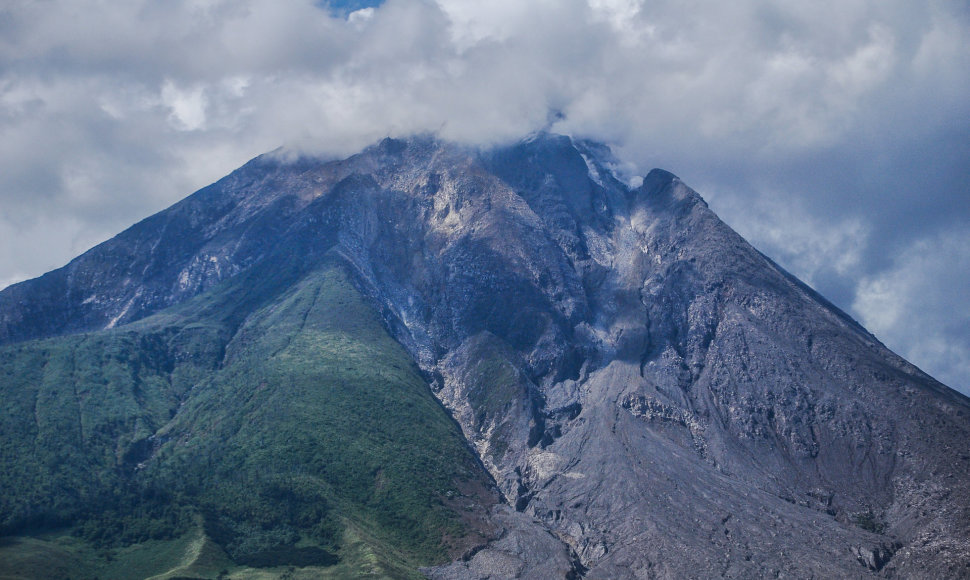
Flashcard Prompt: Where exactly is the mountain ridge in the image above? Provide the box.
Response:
[1,132,968,578]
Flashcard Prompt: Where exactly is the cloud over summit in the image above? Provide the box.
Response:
[0,0,968,393]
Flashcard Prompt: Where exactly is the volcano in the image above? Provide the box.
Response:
[0,133,967,579]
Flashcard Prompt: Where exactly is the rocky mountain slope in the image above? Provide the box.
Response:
[0,133,968,579]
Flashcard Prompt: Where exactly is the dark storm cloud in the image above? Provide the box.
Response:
[0,0,967,393]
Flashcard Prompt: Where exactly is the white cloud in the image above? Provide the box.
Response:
[348,7,376,26]
[830,24,896,97]
[853,230,970,395]
[161,81,209,131]
[704,188,870,288]
[587,0,644,38]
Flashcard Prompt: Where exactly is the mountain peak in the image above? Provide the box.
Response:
[635,167,708,211]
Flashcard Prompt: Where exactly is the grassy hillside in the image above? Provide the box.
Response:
[0,262,495,579]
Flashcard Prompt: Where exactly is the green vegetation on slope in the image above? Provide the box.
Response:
[0,262,493,578]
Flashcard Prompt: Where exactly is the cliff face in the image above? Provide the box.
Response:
[1,133,968,578]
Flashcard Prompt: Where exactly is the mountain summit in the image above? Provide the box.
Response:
[0,133,968,579]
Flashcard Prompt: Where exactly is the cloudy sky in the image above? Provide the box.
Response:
[1,0,968,395]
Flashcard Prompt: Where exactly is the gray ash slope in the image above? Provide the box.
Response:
[2,133,969,578]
